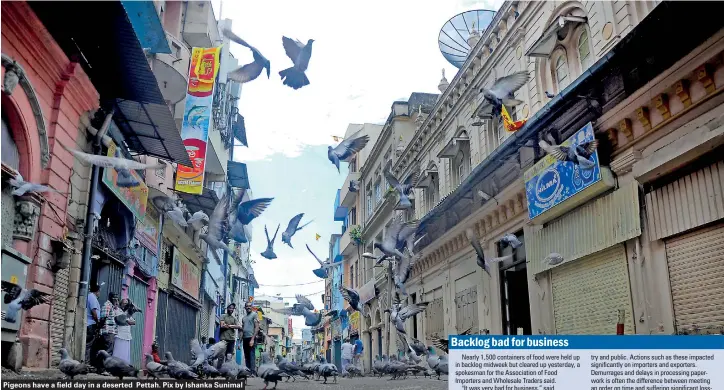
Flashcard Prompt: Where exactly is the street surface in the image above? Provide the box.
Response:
[1,368,448,390]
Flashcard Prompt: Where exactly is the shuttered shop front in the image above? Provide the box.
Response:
[129,277,148,368]
[155,291,169,354]
[665,223,724,333]
[165,294,198,364]
[50,267,70,366]
[551,245,635,334]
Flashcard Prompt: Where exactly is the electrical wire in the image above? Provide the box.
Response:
[256,290,324,299]
[258,280,324,287]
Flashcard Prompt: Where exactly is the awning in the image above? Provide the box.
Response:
[437,132,470,158]
[415,167,438,188]
[233,114,248,147]
[29,1,192,167]
[119,0,171,54]
[173,187,220,216]
[227,161,250,189]
[526,16,588,58]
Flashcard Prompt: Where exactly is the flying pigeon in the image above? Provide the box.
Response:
[328,134,370,173]
[279,37,314,90]
[499,233,522,250]
[393,250,415,296]
[339,286,363,313]
[98,350,139,380]
[373,216,418,264]
[164,352,198,380]
[187,211,209,231]
[258,353,288,389]
[432,327,474,354]
[61,143,165,171]
[260,224,280,260]
[465,228,513,276]
[111,148,141,188]
[235,198,274,226]
[383,168,418,209]
[1,280,51,323]
[144,354,167,379]
[7,172,63,196]
[539,139,599,169]
[544,253,565,266]
[396,331,423,364]
[58,348,89,380]
[222,28,270,84]
[272,294,327,327]
[386,298,429,335]
[281,213,313,248]
[200,193,233,264]
[151,195,189,228]
[306,244,332,279]
[472,71,530,123]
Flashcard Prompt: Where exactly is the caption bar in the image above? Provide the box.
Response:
[448,335,724,390]
[1,381,245,390]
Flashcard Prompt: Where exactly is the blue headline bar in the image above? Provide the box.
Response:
[448,335,724,350]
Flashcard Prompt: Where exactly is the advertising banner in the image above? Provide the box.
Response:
[102,141,149,221]
[349,311,360,333]
[524,122,601,220]
[171,247,200,300]
[135,204,159,255]
[175,46,222,194]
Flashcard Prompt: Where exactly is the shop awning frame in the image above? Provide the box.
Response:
[172,187,220,216]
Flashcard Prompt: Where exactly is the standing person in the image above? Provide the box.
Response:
[112,298,136,364]
[240,303,259,373]
[91,292,119,373]
[220,304,241,359]
[85,284,101,363]
[340,338,354,374]
[353,335,363,366]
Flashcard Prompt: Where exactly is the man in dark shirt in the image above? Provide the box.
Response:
[240,303,260,373]
[220,304,241,358]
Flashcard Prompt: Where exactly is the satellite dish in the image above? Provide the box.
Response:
[438,9,497,68]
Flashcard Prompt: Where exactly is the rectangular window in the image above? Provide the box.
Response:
[350,265,354,289]
[349,157,357,173]
[366,191,372,218]
[375,181,381,202]
[349,207,357,226]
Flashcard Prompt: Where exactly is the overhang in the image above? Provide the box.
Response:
[233,114,248,147]
[437,131,470,159]
[119,0,172,54]
[173,187,220,216]
[525,15,588,58]
[227,161,250,189]
[30,1,192,167]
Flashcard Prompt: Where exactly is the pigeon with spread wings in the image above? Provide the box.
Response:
[281,213,313,249]
[200,193,233,264]
[272,294,329,327]
[2,280,51,323]
[152,195,189,228]
[229,197,274,243]
[383,168,418,210]
[465,228,513,276]
[328,134,370,173]
[539,139,599,169]
[432,327,474,354]
[260,224,281,260]
[471,71,530,123]
[307,244,332,279]
[385,297,429,335]
[222,28,270,84]
[279,37,314,90]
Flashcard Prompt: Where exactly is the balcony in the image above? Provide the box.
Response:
[331,234,342,263]
[339,171,360,208]
[339,227,356,256]
[333,189,347,222]
[205,126,229,181]
[153,32,190,105]
[181,1,219,48]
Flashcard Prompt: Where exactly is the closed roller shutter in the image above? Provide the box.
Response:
[665,223,724,333]
[424,287,444,342]
[50,267,70,366]
[551,245,635,334]
[155,291,168,354]
[166,295,198,364]
[454,272,479,334]
[129,277,148,369]
[200,298,210,340]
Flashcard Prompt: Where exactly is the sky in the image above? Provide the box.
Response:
[209,0,505,336]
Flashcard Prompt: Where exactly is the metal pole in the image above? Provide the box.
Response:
[78,111,114,360]
[385,260,392,357]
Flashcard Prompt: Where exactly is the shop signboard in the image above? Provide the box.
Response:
[171,247,200,300]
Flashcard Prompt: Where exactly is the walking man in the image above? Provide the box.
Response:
[240,303,259,373]
[85,284,101,363]
[341,338,354,375]
[220,304,240,359]
[353,335,364,366]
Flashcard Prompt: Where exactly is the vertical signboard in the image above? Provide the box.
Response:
[175,47,222,194]
[102,141,149,220]
[171,247,200,300]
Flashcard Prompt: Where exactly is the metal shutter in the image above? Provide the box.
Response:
[551,245,635,334]
[454,271,479,333]
[50,267,70,366]
[424,287,444,342]
[129,277,148,368]
[665,223,724,332]
[97,262,124,303]
[166,295,198,364]
[200,298,210,340]
[155,291,168,354]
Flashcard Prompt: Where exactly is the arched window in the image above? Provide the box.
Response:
[577,29,592,70]
[1,116,20,170]
[553,51,570,91]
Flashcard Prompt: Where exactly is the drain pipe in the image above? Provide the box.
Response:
[77,110,114,360]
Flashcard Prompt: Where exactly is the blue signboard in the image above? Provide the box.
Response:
[524,122,601,220]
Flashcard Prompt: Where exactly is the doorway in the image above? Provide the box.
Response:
[498,232,532,335]
[376,328,382,357]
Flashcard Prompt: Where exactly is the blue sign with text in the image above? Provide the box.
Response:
[524,123,601,220]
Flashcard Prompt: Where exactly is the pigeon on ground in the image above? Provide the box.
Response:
[199,361,222,378]
[306,244,332,279]
[165,352,198,380]
[465,228,512,276]
[374,217,418,264]
[187,211,209,231]
[272,294,326,327]
[59,348,89,380]
[499,233,523,250]
[426,347,440,372]
[260,224,280,260]
[383,168,418,209]
[372,356,385,377]
[144,354,167,379]
[8,172,63,196]
[432,327,473,354]
[328,134,370,173]
[345,363,363,377]
[396,331,422,364]
[279,37,314,90]
[258,353,288,389]
[61,143,165,171]
[317,357,338,384]
[276,355,307,381]
[190,339,208,367]
[386,298,429,335]
[539,139,599,169]
[6,338,22,373]
[300,362,316,377]
[151,195,189,228]
[281,213,313,248]
[98,350,138,380]
[222,28,271,84]
[205,340,228,364]
[1,280,51,323]
[200,193,233,264]
[471,71,530,123]
[219,354,242,379]
[544,253,565,266]
[435,354,449,379]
